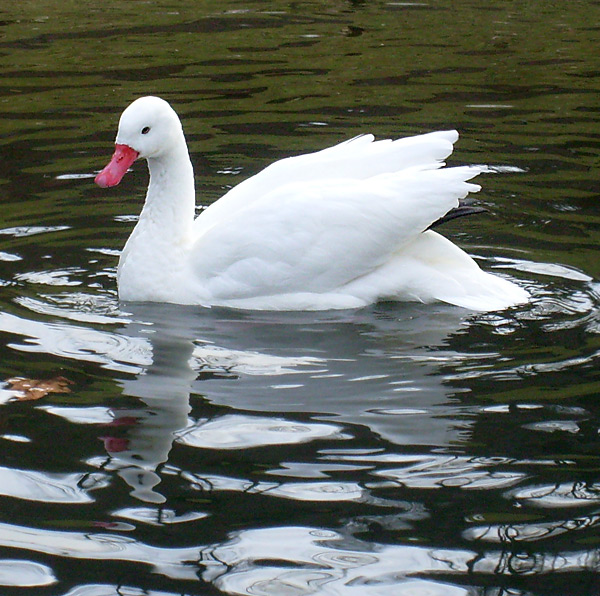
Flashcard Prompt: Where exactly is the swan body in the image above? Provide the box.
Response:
[95,96,528,311]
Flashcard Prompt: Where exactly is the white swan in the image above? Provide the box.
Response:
[95,96,528,311]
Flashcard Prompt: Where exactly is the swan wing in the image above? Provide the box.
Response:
[191,165,483,303]
[194,130,460,233]
[342,230,529,310]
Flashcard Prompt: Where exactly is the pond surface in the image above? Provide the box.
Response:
[1,1,600,594]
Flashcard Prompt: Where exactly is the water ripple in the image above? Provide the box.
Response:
[259,481,364,502]
[0,522,200,581]
[0,225,70,238]
[464,513,600,544]
[329,454,526,491]
[15,267,84,287]
[61,585,182,596]
[17,293,126,325]
[0,311,152,374]
[192,343,324,376]
[510,482,600,508]
[0,466,108,503]
[0,559,56,587]
[114,507,208,527]
[176,414,348,450]
[202,525,476,596]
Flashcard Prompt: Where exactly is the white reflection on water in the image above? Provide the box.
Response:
[257,480,364,502]
[464,513,600,544]
[510,481,600,508]
[203,525,477,595]
[0,521,201,581]
[0,311,152,375]
[176,414,347,449]
[192,344,323,375]
[0,433,30,443]
[0,516,599,593]
[494,257,593,283]
[0,466,108,503]
[15,268,85,287]
[464,481,600,548]
[61,586,180,596]
[202,523,600,595]
[0,298,480,504]
[110,302,478,503]
[0,251,22,262]
[114,507,208,527]
[363,454,527,490]
[40,405,115,425]
[0,558,56,587]
[0,225,71,238]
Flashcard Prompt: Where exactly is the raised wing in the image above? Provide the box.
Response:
[191,164,483,302]
[193,130,459,234]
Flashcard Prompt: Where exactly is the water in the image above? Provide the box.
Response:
[1,1,600,594]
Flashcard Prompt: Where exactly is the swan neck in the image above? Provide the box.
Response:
[143,142,196,236]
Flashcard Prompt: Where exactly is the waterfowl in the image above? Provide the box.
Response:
[95,96,528,311]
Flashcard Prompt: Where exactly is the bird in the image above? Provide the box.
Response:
[95,96,528,311]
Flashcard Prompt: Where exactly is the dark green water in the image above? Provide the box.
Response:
[0,1,600,594]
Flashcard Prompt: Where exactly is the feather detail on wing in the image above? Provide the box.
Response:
[194,130,460,234]
[191,164,484,301]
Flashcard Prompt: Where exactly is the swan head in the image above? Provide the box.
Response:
[95,96,185,188]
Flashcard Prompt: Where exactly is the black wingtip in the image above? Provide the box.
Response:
[426,203,489,231]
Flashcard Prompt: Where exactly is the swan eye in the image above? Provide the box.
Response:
[141,126,151,135]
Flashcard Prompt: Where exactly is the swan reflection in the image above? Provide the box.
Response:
[0,300,479,503]
[1,300,598,593]
[94,302,473,503]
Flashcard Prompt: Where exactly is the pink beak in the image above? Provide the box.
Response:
[95,144,139,188]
